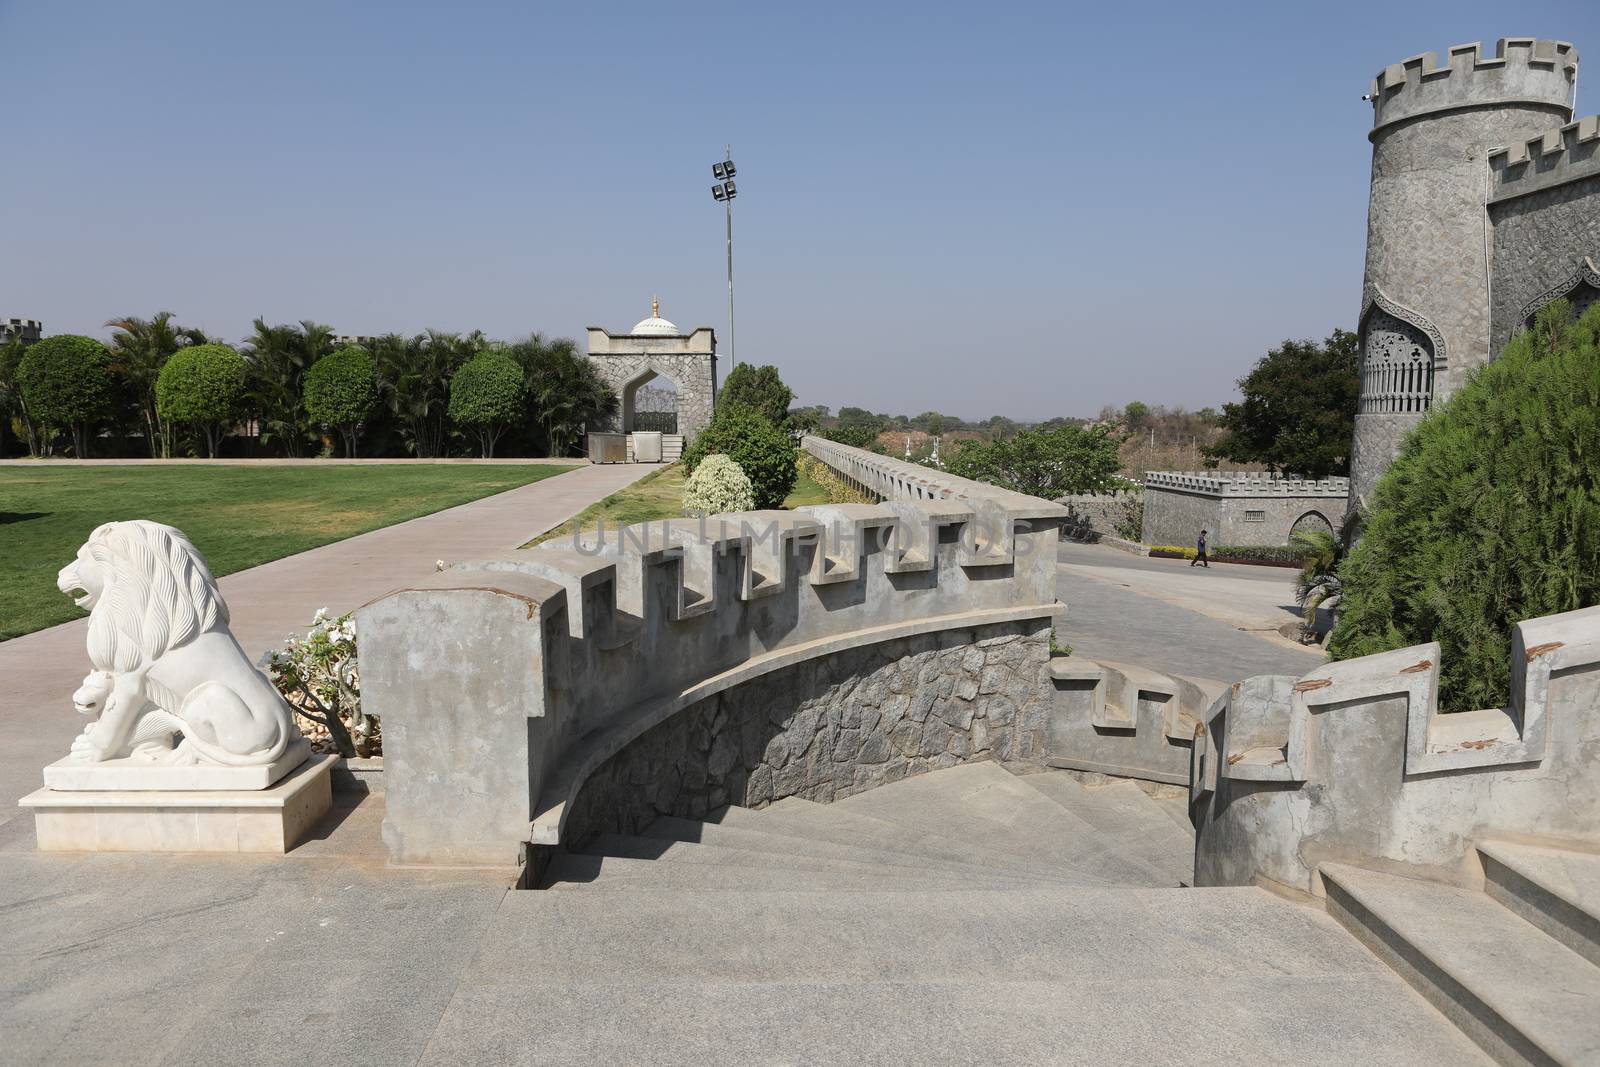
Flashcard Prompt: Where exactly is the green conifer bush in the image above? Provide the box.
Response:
[1329,300,1600,707]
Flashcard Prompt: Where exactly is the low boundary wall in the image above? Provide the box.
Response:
[1141,471,1347,547]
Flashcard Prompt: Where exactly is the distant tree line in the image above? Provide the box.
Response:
[0,314,616,459]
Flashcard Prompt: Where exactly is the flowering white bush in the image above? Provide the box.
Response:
[264,608,379,757]
[682,453,755,516]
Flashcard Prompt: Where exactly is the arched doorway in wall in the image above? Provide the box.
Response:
[1290,510,1335,542]
[621,366,680,435]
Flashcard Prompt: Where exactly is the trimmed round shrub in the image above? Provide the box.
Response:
[17,334,114,456]
[304,346,378,457]
[1329,300,1600,708]
[448,353,526,458]
[683,401,798,509]
[683,453,756,516]
[156,343,247,457]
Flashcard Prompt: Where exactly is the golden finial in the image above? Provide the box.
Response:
[651,295,660,319]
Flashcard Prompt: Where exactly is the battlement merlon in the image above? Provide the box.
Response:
[1369,38,1577,137]
[1488,115,1600,202]
[1141,470,1351,498]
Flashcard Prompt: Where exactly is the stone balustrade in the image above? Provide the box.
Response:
[357,475,1066,869]
[1189,605,1600,896]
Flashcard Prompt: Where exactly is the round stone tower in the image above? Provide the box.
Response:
[1348,38,1577,515]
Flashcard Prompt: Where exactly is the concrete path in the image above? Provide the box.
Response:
[1056,542,1325,682]
[0,461,652,827]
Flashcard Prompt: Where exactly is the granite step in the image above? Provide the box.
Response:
[425,884,1493,1065]
[640,812,1062,885]
[752,794,1091,882]
[1154,793,1195,834]
[581,833,1048,888]
[1011,772,1193,885]
[1321,862,1600,1066]
[540,852,1047,892]
[1478,839,1600,968]
[833,762,1181,886]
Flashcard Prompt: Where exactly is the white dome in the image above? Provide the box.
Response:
[631,297,679,336]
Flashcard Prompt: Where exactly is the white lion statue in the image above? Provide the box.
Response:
[56,520,299,767]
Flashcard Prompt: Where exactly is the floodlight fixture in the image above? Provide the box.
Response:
[711,146,738,365]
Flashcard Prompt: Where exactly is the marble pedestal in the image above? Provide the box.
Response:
[42,739,312,791]
[21,754,335,854]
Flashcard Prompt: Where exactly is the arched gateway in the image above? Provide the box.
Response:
[586,299,718,443]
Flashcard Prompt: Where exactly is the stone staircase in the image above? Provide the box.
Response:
[527,762,1600,1063]
[510,760,1497,1062]
[1322,840,1600,1066]
[541,761,1194,893]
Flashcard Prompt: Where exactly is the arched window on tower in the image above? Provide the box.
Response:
[1360,309,1435,415]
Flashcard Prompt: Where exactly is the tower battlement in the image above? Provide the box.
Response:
[1489,115,1600,201]
[0,318,42,345]
[1368,38,1577,134]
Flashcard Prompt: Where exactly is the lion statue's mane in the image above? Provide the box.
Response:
[83,521,231,674]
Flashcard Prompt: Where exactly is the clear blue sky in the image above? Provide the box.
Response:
[4,0,1596,419]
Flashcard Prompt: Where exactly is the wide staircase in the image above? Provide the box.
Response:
[541,761,1196,893]
[515,761,1525,1063]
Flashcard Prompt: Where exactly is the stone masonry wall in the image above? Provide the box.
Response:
[1489,173,1600,355]
[563,621,1051,845]
[1058,491,1140,543]
[1140,476,1345,547]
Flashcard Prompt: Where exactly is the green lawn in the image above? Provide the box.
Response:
[0,463,577,640]
[528,461,836,548]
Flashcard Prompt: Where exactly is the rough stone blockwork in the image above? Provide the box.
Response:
[1056,491,1139,543]
[564,622,1050,846]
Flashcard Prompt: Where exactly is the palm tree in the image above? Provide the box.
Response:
[373,330,472,457]
[241,319,333,456]
[511,334,616,457]
[105,312,207,457]
[1291,526,1344,639]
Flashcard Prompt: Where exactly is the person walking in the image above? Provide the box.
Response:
[1191,528,1210,568]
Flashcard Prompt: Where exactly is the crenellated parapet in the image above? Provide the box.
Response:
[357,485,1067,869]
[0,317,42,345]
[1047,658,1225,786]
[1489,114,1600,202]
[1142,471,1350,497]
[1189,605,1600,896]
[1368,38,1577,134]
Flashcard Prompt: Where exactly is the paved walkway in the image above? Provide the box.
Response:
[1056,542,1325,682]
[0,461,652,828]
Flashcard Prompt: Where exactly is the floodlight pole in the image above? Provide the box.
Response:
[724,145,736,368]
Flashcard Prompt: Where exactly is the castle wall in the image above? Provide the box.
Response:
[1488,117,1600,354]
[1139,472,1348,548]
